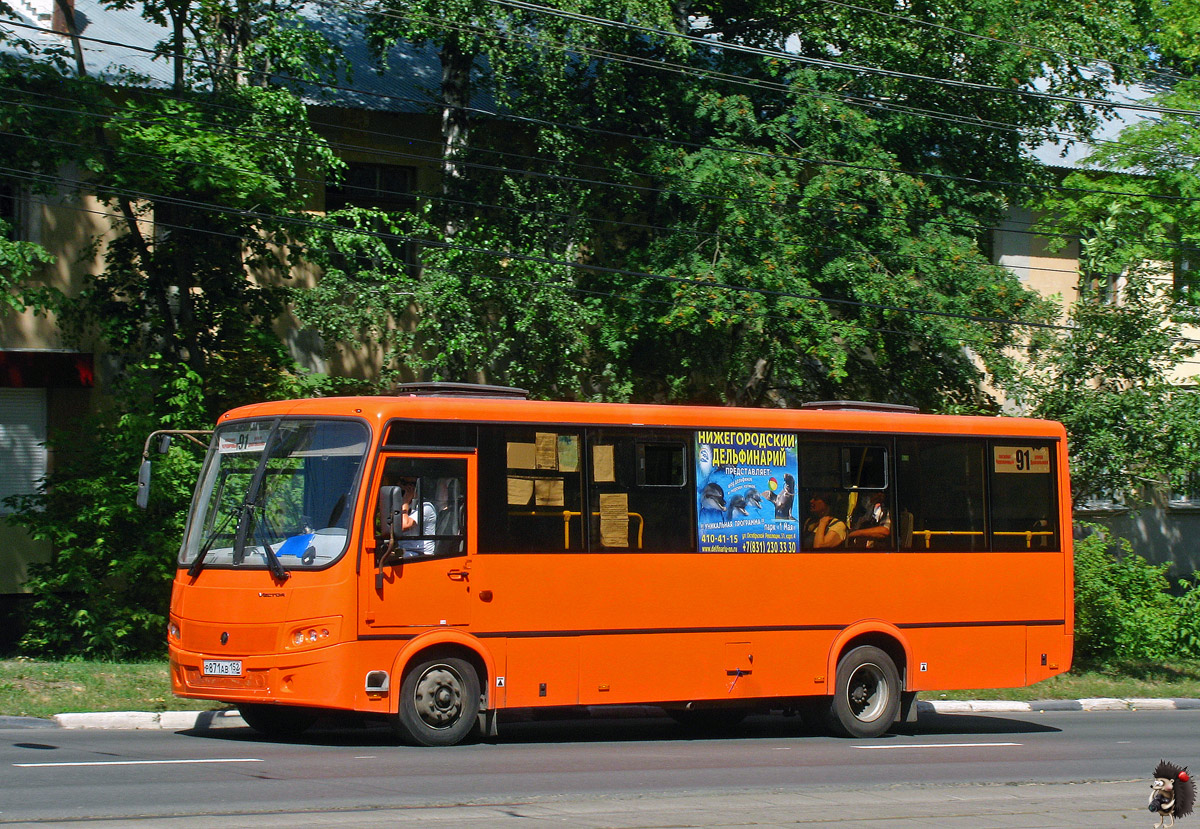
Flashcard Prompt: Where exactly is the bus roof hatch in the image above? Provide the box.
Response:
[800,400,920,413]
[391,382,530,399]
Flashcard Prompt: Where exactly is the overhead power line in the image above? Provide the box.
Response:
[482,0,1200,119]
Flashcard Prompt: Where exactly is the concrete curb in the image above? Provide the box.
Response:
[917,698,1200,713]
[52,709,248,730]
[20,698,1200,730]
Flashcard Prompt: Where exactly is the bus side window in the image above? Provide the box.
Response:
[989,442,1059,551]
[587,432,692,553]
[799,443,846,550]
[479,426,585,553]
[375,457,467,559]
[896,439,986,551]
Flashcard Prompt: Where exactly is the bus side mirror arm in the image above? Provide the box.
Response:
[136,429,214,510]
[376,485,403,589]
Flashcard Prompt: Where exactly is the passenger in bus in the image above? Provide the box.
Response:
[846,492,892,548]
[398,477,437,557]
[802,492,848,549]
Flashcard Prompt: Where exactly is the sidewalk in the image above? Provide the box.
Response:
[4,697,1199,730]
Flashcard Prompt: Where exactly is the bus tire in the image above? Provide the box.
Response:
[828,645,901,738]
[237,703,316,738]
[393,655,480,746]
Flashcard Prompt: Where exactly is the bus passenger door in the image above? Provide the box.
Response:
[360,453,475,632]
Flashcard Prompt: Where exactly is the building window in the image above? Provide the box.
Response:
[1075,489,1128,512]
[325,163,416,212]
[1,183,18,240]
[1081,272,1122,305]
[1175,257,1199,304]
[0,388,48,514]
[1170,472,1200,509]
[324,162,418,273]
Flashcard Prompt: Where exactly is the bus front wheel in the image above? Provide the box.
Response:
[828,645,901,738]
[393,656,480,746]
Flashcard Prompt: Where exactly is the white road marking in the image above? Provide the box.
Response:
[853,742,1022,750]
[14,758,264,768]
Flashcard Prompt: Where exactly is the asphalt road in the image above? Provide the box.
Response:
[1,708,1197,827]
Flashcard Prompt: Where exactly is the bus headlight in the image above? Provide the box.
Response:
[285,619,338,650]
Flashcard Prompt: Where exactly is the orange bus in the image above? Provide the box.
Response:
[167,383,1073,745]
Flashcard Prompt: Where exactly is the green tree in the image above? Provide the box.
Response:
[0,0,342,656]
[328,0,1148,406]
[1025,73,1200,502]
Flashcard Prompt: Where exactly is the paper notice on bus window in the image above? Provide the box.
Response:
[600,492,629,547]
[557,435,579,472]
[507,442,536,469]
[993,446,1050,474]
[536,433,558,469]
[535,478,564,506]
[592,444,615,482]
[507,477,534,505]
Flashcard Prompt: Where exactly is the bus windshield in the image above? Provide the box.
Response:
[179,419,369,571]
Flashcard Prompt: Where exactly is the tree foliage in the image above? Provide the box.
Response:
[1,0,341,656]
[1073,525,1200,663]
[1026,76,1200,502]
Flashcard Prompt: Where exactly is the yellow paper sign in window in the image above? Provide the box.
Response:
[600,492,629,547]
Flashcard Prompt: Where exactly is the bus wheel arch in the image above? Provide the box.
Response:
[824,625,910,738]
[390,636,491,746]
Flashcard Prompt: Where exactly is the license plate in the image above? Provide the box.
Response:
[202,659,243,676]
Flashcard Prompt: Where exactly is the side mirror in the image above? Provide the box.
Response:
[136,458,152,509]
[157,434,173,454]
[377,485,403,538]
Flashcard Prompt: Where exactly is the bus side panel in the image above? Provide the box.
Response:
[471,550,1069,707]
[503,638,581,707]
[1026,625,1072,685]
[576,630,832,705]
[900,626,1027,691]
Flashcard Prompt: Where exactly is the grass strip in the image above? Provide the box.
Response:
[3,657,1200,720]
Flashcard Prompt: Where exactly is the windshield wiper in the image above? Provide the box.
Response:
[232,419,281,566]
[251,508,291,582]
[187,507,238,578]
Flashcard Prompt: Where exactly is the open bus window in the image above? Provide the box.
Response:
[179,419,368,570]
[375,457,467,560]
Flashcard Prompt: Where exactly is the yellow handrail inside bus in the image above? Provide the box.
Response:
[508,510,645,550]
[992,530,1057,548]
[909,530,1056,549]
[909,530,985,549]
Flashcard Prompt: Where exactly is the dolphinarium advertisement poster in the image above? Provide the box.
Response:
[696,430,799,553]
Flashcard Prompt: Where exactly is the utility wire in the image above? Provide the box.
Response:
[4,81,1198,274]
[482,0,1200,118]
[6,15,1199,205]
[0,163,1078,333]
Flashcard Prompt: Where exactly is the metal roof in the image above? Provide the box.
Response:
[2,0,492,115]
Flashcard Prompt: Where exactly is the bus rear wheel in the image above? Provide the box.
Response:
[828,645,901,738]
[237,703,317,738]
[393,656,480,746]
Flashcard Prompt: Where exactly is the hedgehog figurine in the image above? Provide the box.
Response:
[1150,760,1195,829]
